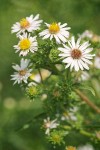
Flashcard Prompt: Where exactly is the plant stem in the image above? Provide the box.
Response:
[80,129,92,137]
[38,68,43,83]
[75,89,100,114]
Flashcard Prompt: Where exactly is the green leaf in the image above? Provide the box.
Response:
[80,86,95,96]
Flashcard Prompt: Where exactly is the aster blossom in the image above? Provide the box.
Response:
[58,36,95,71]
[11,14,42,35]
[61,107,78,121]
[14,33,38,56]
[79,71,90,81]
[43,117,59,135]
[78,144,94,150]
[79,30,93,39]
[11,58,32,84]
[39,22,70,44]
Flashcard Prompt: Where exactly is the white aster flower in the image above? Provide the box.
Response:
[11,14,42,35]
[79,71,90,81]
[61,107,78,121]
[79,30,93,39]
[39,22,70,43]
[11,58,32,84]
[14,33,38,56]
[61,112,77,121]
[78,144,94,150]
[43,117,59,135]
[58,36,95,71]
[94,55,100,69]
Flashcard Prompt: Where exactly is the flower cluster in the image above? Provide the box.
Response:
[11,14,100,149]
[11,14,95,84]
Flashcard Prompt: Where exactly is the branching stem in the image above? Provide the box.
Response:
[75,89,100,114]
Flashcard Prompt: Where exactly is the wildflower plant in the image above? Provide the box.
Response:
[11,14,100,149]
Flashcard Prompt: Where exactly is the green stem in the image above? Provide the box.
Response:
[75,89,100,114]
[80,129,93,137]
[38,68,43,83]
[66,68,71,80]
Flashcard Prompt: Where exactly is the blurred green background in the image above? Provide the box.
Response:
[0,0,100,149]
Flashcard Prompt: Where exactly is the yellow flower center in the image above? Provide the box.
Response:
[49,23,60,34]
[19,70,27,76]
[28,86,38,95]
[52,134,61,144]
[66,146,76,150]
[19,39,31,50]
[20,18,30,28]
[71,49,82,59]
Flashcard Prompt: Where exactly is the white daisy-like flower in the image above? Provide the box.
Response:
[14,33,38,56]
[43,117,59,135]
[94,55,100,69]
[61,107,78,121]
[39,22,70,43]
[78,144,94,150]
[61,112,77,121]
[58,36,95,71]
[11,14,42,35]
[79,30,93,39]
[11,58,32,84]
[79,71,90,81]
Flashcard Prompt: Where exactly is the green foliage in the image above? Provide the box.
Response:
[49,48,60,63]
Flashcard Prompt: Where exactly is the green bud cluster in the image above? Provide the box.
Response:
[47,130,68,145]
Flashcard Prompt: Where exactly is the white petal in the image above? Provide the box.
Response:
[58,47,70,53]
[70,59,75,70]
[65,63,71,69]
[50,35,53,40]
[57,34,67,43]
[83,48,93,54]
[33,14,39,21]
[12,65,20,71]
[74,60,79,71]
[68,41,73,49]
[42,34,50,39]
[84,54,94,59]
[54,35,61,44]
[63,44,71,50]
[62,57,72,63]
[45,128,50,135]
[45,23,50,27]
[60,23,67,28]
[61,31,69,38]
[78,60,84,70]
[71,36,76,48]
[79,41,90,51]
[81,57,92,64]
[59,53,70,57]
[79,59,89,70]
[76,38,81,48]
[39,29,49,36]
